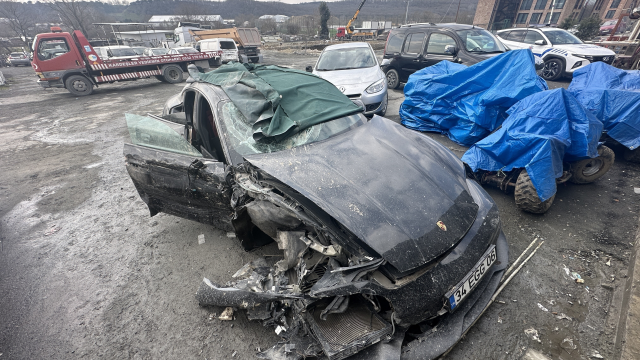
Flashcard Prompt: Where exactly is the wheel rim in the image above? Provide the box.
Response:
[72,79,88,93]
[543,61,559,79]
[386,71,397,87]
[581,158,603,176]
[167,69,180,81]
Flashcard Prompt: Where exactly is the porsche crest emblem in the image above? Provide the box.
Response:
[437,221,447,231]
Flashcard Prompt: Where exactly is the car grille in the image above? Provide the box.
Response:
[365,102,382,112]
[592,56,614,64]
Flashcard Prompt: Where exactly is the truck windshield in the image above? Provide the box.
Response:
[316,47,377,71]
[456,29,506,53]
[220,41,236,50]
[217,101,365,164]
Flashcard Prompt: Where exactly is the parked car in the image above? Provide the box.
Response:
[93,46,138,60]
[196,38,238,63]
[130,47,148,56]
[7,52,31,66]
[381,23,508,89]
[142,48,169,56]
[124,64,508,360]
[496,27,616,81]
[308,42,387,116]
[600,19,626,35]
[168,47,198,54]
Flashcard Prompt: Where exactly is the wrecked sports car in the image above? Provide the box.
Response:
[123,63,509,360]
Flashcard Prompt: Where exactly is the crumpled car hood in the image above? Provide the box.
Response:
[245,116,478,273]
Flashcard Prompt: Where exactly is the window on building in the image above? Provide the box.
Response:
[605,10,616,18]
[534,0,548,10]
[594,0,604,10]
[610,0,621,8]
[520,0,534,10]
[523,30,545,44]
[550,12,561,23]
[516,13,529,23]
[530,13,543,23]
[544,12,550,23]
[554,0,566,9]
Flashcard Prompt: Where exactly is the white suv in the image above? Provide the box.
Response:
[496,27,615,81]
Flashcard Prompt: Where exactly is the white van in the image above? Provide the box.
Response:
[196,38,239,63]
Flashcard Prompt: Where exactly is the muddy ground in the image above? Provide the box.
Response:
[0,51,638,360]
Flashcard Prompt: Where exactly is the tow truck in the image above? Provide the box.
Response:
[336,0,375,40]
[31,27,222,96]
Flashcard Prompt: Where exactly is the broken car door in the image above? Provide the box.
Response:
[123,112,233,231]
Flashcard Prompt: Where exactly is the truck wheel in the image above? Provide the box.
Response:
[162,65,183,83]
[155,75,167,83]
[623,148,640,163]
[65,75,93,96]
[386,69,400,89]
[541,58,564,81]
[569,145,614,184]
[514,169,555,214]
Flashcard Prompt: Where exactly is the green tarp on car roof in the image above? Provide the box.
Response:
[198,62,362,141]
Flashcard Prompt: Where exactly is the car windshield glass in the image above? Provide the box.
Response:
[543,30,582,44]
[456,29,506,52]
[178,48,197,53]
[217,101,365,161]
[316,47,376,71]
[110,48,137,57]
[125,113,202,157]
[152,48,169,55]
[132,48,146,55]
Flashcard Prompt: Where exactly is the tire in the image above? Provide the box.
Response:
[162,65,183,83]
[514,170,555,214]
[386,68,400,89]
[65,75,93,96]
[155,75,167,82]
[624,148,640,163]
[569,145,615,184]
[541,58,564,81]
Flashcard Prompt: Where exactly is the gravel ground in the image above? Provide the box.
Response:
[0,52,638,360]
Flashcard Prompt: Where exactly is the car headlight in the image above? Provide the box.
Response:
[365,79,385,94]
[572,54,593,60]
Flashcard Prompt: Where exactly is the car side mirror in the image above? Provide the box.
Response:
[444,45,458,56]
[305,65,313,72]
[534,40,546,45]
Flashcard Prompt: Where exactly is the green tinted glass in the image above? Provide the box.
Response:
[125,113,202,157]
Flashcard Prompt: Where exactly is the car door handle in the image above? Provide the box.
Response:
[412,59,420,62]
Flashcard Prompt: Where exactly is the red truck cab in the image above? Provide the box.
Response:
[336,27,346,39]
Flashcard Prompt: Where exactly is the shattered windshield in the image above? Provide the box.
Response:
[456,29,506,53]
[316,47,377,71]
[217,101,365,163]
[543,30,582,45]
[125,113,202,157]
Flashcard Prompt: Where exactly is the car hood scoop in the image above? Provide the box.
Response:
[245,116,478,273]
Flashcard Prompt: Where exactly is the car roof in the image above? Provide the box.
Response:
[396,23,478,31]
[323,42,370,51]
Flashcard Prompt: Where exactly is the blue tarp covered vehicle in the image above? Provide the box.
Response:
[568,62,640,162]
[462,88,613,213]
[400,49,547,146]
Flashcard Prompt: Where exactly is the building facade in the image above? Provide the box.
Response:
[474,0,634,29]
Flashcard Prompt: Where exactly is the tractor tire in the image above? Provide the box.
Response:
[569,145,615,184]
[162,64,183,84]
[386,68,400,89]
[623,148,640,163]
[541,58,564,81]
[65,75,94,96]
[514,169,555,214]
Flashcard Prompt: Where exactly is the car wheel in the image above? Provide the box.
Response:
[162,64,184,83]
[514,169,555,214]
[65,75,94,96]
[569,145,615,184]
[541,58,564,81]
[386,68,400,89]
[623,147,640,163]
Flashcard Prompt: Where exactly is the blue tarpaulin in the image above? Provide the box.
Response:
[400,49,548,146]
[568,62,640,151]
[462,89,603,202]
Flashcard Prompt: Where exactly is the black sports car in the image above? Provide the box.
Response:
[123,64,508,360]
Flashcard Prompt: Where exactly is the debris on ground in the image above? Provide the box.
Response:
[556,313,572,321]
[523,348,552,360]
[605,259,611,266]
[208,313,216,321]
[560,338,577,354]
[226,232,236,238]
[576,278,585,284]
[219,307,234,321]
[589,349,604,358]
[634,187,640,194]
[198,234,205,245]
[44,225,60,236]
[524,328,542,343]
[538,303,549,312]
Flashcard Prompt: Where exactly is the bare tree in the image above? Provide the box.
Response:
[45,0,93,36]
[0,0,38,48]
[260,18,277,35]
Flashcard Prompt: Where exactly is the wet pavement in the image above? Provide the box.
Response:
[0,52,638,360]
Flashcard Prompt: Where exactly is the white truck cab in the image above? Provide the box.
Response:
[196,38,239,63]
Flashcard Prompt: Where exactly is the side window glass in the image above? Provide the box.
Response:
[426,33,457,55]
[37,38,70,61]
[385,32,404,54]
[125,113,202,157]
[523,30,545,44]
[506,30,526,42]
[403,32,425,55]
[497,31,510,40]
